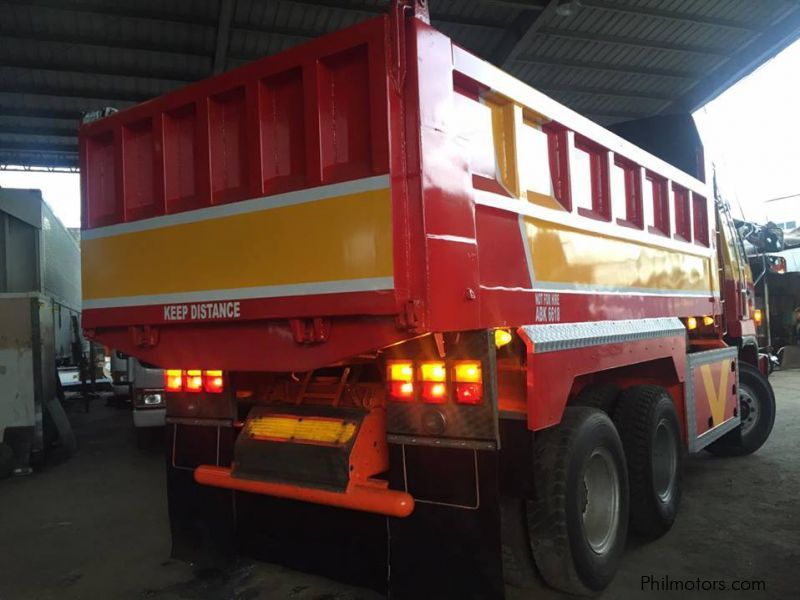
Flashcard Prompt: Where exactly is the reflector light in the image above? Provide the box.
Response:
[387,361,414,382]
[203,370,224,393]
[420,362,446,382]
[165,369,183,392]
[703,316,715,327]
[687,317,698,330]
[422,382,447,403]
[456,383,483,405]
[495,329,513,348]
[453,361,482,383]
[390,381,414,401]
[185,369,203,392]
[248,415,357,445]
[753,309,763,326]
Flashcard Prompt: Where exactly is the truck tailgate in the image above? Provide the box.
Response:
[79,17,410,368]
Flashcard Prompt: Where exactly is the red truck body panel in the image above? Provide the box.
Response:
[80,15,718,373]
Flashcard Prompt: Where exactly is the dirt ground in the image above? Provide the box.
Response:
[1,371,798,600]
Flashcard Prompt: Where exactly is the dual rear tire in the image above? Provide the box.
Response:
[509,386,682,596]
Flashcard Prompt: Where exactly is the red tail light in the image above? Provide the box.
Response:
[453,361,483,404]
[387,361,415,401]
[422,382,447,403]
[203,370,224,393]
[455,383,483,405]
[165,369,183,392]
[390,381,414,401]
[185,370,203,392]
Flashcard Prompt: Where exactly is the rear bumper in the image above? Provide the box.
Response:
[133,407,166,428]
[194,465,414,518]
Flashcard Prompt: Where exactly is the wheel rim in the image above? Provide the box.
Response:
[581,447,621,555]
[653,418,677,503]
[739,383,760,437]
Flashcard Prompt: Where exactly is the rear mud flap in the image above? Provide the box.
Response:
[387,444,504,600]
[237,493,389,593]
[166,424,236,568]
[167,424,505,599]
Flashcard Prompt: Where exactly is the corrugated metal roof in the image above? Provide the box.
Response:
[1,0,799,169]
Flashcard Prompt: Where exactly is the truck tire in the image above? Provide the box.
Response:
[574,384,620,415]
[613,386,682,539]
[500,497,542,589]
[706,362,776,457]
[527,407,629,596]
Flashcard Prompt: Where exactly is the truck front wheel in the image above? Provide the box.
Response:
[527,406,629,596]
[706,362,776,457]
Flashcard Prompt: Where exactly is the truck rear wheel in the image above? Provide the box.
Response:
[574,384,620,415]
[613,386,682,539]
[706,362,776,457]
[527,407,629,596]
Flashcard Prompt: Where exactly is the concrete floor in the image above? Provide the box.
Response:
[1,372,798,600]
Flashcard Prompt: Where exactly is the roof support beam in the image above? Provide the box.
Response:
[540,85,673,101]
[0,125,77,138]
[477,0,548,9]
[0,27,212,58]
[491,0,559,67]
[0,0,217,28]
[0,82,157,103]
[0,53,198,83]
[213,0,236,75]
[0,141,78,154]
[0,106,84,121]
[536,27,729,56]
[0,163,78,173]
[666,5,800,112]
[281,0,514,30]
[579,0,761,32]
[514,55,700,80]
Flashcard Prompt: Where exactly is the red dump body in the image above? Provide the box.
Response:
[80,13,715,372]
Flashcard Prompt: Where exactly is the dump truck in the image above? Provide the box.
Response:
[78,2,776,597]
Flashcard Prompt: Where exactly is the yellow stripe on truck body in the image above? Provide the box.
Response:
[81,177,394,308]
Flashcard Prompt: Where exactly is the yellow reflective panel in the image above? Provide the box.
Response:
[523,216,713,294]
[248,416,357,446]
[82,186,393,300]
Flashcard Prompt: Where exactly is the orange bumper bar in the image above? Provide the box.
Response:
[194,465,415,518]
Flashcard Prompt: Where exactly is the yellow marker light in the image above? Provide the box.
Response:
[753,309,763,326]
[387,361,414,382]
[420,362,446,382]
[185,369,203,392]
[687,317,698,330]
[248,416,357,446]
[453,361,482,383]
[164,369,183,392]
[703,316,715,327]
[495,328,513,348]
